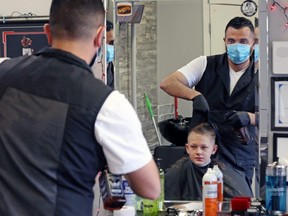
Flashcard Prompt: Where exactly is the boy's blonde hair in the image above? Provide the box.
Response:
[188,123,216,143]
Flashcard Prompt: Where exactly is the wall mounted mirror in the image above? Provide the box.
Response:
[108,0,263,198]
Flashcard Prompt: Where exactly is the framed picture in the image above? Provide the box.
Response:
[271,77,288,131]
[272,41,288,74]
[273,133,288,162]
[273,133,288,183]
[0,19,49,58]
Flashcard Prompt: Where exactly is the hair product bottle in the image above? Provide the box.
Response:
[99,170,126,210]
[213,165,223,202]
[266,161,287,214]
[202,168,218,216]
[122,176,136,208]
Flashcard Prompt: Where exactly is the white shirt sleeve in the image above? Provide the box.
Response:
[95,90,152,175]
[0,57,9,64]
[178,56,207,88]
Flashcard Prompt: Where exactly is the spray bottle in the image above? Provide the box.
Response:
[213,165,223,202]
[202,168,218,216]
[266,159,287,215]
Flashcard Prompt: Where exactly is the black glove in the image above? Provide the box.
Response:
[225,111,250,129]
[189,94,210,128]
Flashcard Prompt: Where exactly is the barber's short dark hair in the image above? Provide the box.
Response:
[224,16,254,35]
[254,17,259,28]
[49,0,105,40]
[106,20,114,32]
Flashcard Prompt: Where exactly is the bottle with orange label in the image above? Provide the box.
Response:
[213,165,223,202]
[202,168,218,216]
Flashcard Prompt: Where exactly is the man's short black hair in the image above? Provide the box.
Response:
[254,17,259,28]
[224,16,255,35]
[106,20,114,32]
[49,0,105,40]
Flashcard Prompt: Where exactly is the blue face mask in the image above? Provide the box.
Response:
[227,43,251,64]
[254,44,259,62]
[106,44,114,63]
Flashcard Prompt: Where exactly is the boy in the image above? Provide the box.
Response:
[165,123,253,200]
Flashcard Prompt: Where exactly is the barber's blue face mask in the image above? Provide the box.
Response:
[227,43,251,64]
[254,44,259,62]
[106,44,114,63]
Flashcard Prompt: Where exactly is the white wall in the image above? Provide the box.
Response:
[157,0,203,118]
[267,0,288,162]
[257,3,288,204]
[0,0,51,16]
[259,0,288,163]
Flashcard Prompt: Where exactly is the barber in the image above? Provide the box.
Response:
[160,17,257,185]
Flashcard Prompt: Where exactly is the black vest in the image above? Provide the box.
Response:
[195,54,256,175]
[0,48,113,216]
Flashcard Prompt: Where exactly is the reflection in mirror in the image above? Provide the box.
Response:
[106,20,115,89]
[116,2,132,16]
[159,16,258,200]
[253,16,261,198]
[110,0,261,200]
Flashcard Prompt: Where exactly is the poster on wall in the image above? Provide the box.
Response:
[272,41,288,74]
[271,77,288,131]
[116,3,145,23]
[0,20,49,58]
[273,133,288,182]
[273,133,288,162]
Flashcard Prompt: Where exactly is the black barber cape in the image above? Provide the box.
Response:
[165,156,253,200]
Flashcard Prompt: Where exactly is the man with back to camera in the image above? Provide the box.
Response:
[0,0,160,215]
[160,17,257,186]
[106,20,115,88]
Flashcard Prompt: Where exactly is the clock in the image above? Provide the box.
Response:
[241,0,258,17]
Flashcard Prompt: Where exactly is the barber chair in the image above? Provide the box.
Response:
[153,145,187,172]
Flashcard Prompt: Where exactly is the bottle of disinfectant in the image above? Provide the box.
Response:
[266,161,287,214]
[155,158,165,211]
[213,165,223,202]
[202,168,218,216]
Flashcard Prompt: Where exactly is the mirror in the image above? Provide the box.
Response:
[108,0,261,198]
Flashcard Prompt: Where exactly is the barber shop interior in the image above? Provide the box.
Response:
[0,0,288,216]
